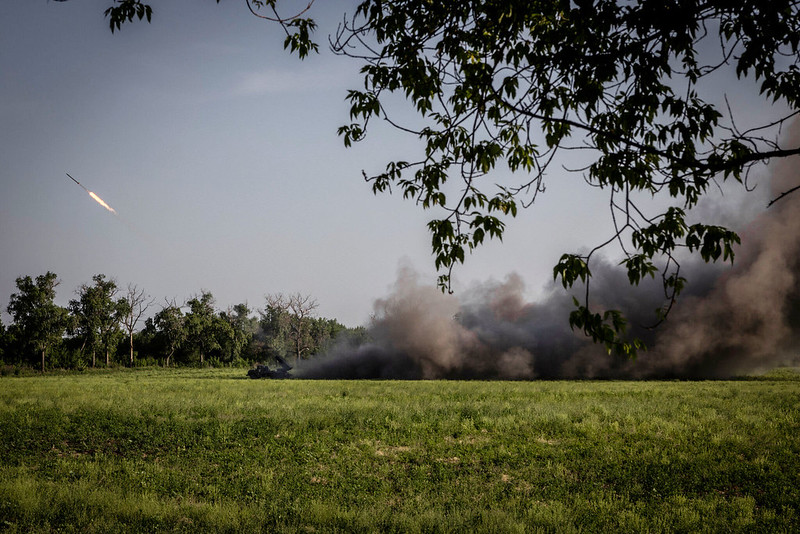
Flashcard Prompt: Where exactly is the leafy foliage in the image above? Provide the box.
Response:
[68,274,127,368]
[184,292,220,365]
[330,0,800,356]
[103,0,152,33]
[148,302,185,367]
[6,272,69,371]
[74,1,800,357]
[103,0,319,58]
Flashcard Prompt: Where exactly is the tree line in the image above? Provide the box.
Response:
[0,272,366,372]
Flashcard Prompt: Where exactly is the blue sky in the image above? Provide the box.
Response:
[0,1,783,327]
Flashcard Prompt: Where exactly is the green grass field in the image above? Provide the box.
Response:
[1,368,798,532]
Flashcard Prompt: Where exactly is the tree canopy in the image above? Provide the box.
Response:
[69,274,127,367]
[6,272,69,372]
[88,0,800,356]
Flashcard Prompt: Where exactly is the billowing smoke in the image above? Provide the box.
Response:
[298,124,799,379]
[297,267,539,379]
[639,123,800,378]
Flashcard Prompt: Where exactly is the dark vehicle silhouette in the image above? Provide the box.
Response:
[247,355,293,379]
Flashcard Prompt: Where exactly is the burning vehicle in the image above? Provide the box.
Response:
[247,355,293,379]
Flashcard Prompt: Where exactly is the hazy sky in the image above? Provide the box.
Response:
[0,1,784,327]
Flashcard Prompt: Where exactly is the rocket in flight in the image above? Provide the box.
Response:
[66,173,117,215]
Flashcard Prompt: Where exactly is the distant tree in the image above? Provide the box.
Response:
[121,284,154,367]
[151,300,185,366]
[90,0,800,357]
[286,293,319,362]
[69,274,127,367]
[263,293,319,364]
[184,292,219,365]
[218,303,254,364]
[308,317,349,355]
[343,325,370,346]
[259,299,292,362]
[236,307,263,363]
[131,320,156,365]
[0,317,6,363]
[7,272,69,372]
[68,298,98,368]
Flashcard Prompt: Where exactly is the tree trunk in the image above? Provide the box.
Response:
[41,349,45,373]
[129,332,134,367]
[106,348,109,367]
[92,349,96,368]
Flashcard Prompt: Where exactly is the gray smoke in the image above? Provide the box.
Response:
[298,123,800,379]
[297,267,538,379]
[639,123,800,377]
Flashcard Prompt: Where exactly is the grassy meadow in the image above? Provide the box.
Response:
[0,368,798,532]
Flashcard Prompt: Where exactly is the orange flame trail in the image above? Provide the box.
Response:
[88,191,117,215]
[66,174,118,215]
